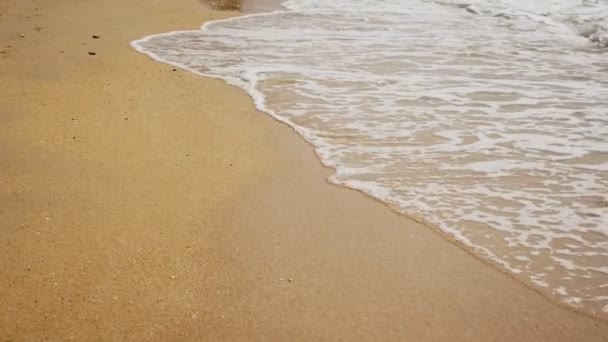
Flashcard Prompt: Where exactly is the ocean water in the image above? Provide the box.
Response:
[132,0,608,316]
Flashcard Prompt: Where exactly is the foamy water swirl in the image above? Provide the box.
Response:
[133,0,608,316]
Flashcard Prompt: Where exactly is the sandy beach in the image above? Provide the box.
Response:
[1,0,608,340]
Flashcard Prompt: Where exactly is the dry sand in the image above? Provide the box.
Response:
[1,0,607,340]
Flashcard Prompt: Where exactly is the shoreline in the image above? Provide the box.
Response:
[1,0,608,340]
[137,0,608,321]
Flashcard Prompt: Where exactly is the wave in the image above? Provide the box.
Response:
[132,0,608,317]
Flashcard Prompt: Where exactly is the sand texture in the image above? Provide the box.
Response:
[1,0,607,340]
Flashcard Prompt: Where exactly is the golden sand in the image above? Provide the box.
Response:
[1,0,607,340]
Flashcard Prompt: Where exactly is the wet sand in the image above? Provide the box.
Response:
[204,0,277,12]
[1,0,608,340]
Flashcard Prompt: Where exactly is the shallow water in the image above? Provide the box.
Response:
[133,0,608,316]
